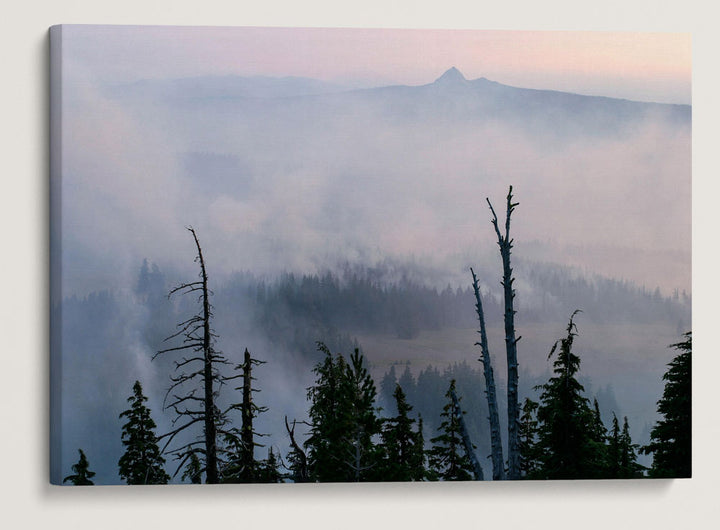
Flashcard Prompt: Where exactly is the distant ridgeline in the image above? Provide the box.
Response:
[217,261,690,355]
[67,258,691,360]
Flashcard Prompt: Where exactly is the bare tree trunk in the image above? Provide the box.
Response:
[189,228,219,484]
[449,387,485,481]
[487,186,522,480]
[241,348,254,478]
[284,416,309,482]
[471,267,505,480]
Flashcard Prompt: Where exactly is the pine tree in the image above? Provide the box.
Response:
[305,343,350,482]
[619,416,643,478]
[305,343,381,482]
[380,384,425,481]
[588,398,609,475]
[590,399,607,445]
[413,415,426,478]
[534,311,602,479]
[63,449,95,485]
[118,381,170,485]
[181,453,202,484]
[379,365,398,415]
[255,448,283,483]
[427,380,475,481]
[642,332,691,478]
[607,413,622,478]
[343,348,383,481]
[518,397,540,477]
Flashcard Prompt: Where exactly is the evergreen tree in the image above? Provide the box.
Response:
[607,413,622,478]
[427,380,475,481]
[255,448,283,483]
[590,398,607,446]
[379,384,425,481]
[343,348,383,481]
[518,397,540,477]
[305,343,381,482]
[619,416,643,478]
[397,364,416,410]
[588,398,609,475]
[181,453,202,484]
[63,449,95,485]
[642,332,691,478]
[305,343,350,482]
[118,381,170,485]
[534,311,603,479]
[379,365,398,415]
[413,415,426,478]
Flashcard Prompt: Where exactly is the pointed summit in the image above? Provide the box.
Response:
[434,67,467,84]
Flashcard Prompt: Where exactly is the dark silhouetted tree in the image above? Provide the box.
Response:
[642,332,691,478]
[255,448,283,483]
[607,413,622,478]
[379,384,425,481]
[619,416,644,478]
[518,397,540,477]
[487,186,522,479]
[471,267,504,480]
[448,384,484,480]
[305,343,381,482]
[63,449,95,485]
[343,348,383,481]
[284,416,309,483]
[153,227,231,484]
[181,453,202,484]
[118,381,170,485]
[221,348,268,483]
[428,380,475,481]
[588,398,609,475]
[379,364,398,415]
[534,311,602,479]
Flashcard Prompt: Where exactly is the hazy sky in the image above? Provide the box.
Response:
[56,25,691,298]
[63,26,691,104]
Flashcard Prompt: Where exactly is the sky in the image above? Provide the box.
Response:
[63,26,691,104]
[55,25,691,299]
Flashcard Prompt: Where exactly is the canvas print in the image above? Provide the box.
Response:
[49,25,691,485]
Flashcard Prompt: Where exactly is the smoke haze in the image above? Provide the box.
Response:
[50,26,691,484]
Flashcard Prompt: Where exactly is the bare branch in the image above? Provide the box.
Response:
[153,343,203,360]
[158,417,204,453]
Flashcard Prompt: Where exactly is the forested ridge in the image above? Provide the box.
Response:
[55,192,691,485]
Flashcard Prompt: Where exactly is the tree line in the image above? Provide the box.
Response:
[63,188,691,484]
[63,325,691,484]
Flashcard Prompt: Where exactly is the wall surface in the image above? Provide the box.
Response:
[2,1,718,529]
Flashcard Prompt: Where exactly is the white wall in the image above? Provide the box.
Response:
[3,1,718,529]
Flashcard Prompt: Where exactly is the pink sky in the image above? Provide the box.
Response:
[65,26,691,104]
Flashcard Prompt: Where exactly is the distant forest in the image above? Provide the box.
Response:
[55,245,690,484]
[121,257,691,358]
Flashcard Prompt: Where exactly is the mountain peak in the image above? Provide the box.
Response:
[434,67,467,84]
